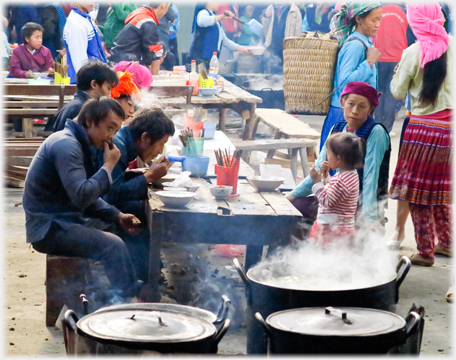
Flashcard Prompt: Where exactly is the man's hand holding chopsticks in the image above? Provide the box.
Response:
[144,156,172,183]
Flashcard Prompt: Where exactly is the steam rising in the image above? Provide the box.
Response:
[255,223,397,291]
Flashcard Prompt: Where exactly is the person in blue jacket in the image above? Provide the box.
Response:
[93,108,175,281]
[23,97,144,300]
[188,3,251,69]
[286,81,391,233]
[319,2,383,151]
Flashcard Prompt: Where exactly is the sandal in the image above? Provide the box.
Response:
[410,253,435,266]
[446,286,453,303]
[435,245,452,257]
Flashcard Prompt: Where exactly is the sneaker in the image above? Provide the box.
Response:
[387,239,403,250]
[410,253,435,266]
[435,245,452,257]
[389,131,396,138]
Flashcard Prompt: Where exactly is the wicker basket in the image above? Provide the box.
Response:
[283,31,339,115]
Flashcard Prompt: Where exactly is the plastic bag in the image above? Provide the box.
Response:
[171,171,193,188]
[214,244,246,257]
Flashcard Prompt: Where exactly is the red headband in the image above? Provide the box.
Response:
[341,81,381,108]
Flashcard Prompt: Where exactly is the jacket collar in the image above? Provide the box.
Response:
[118,126,139,162]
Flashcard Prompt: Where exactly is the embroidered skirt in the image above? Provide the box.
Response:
[389,110,452,205]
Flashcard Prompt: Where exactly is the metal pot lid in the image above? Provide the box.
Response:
[77,309,216,343]
[93,303,217,324]
[267,307,406,337]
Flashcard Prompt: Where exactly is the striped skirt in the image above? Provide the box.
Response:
[389,110,452,205]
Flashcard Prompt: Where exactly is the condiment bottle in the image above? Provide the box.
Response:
[189,60,199,96]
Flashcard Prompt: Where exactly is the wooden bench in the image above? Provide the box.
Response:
[232,138,317,180]
[46,255,93,327]
[4,84,76,138]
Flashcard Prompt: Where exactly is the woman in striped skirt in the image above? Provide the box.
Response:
[389,3,453,266]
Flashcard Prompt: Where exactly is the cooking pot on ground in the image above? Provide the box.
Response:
[62,297,232,355]
[255,306,421,354]
[241,77,285,110]
[233,256,411,354]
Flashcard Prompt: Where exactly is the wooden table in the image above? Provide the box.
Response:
[146,77,263,140]
[146,177,302,302]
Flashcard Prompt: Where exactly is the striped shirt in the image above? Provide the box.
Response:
[312,170,359,229]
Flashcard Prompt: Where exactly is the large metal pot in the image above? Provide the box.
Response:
[255,306,421,354]
[241,77,285,110]
[233,256,411,354]
[224,51,262,74]
[62,297,232,355]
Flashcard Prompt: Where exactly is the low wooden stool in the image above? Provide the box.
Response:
[46,255,94,327]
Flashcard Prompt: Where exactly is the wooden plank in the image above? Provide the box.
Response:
[5,109,58,116]
[264,157,315,172]
[231,138,317,151]
[3,101,63,107]
[4,176,25,188]
[260,191,303,217]
[256,108,321,139]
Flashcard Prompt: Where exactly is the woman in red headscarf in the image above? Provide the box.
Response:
[389,3,453,267]
[111,70,141,126]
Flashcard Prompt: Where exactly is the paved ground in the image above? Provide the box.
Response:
[3,110,453,356]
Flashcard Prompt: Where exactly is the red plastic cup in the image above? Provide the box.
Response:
[215,157,240,194]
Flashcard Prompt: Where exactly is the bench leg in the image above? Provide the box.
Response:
[290,148,298,182]
[299,148,311,178]
[23,118,34,138]
[266,131,282,159]
[218,107,226,132]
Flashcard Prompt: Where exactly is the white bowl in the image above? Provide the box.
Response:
[185,183,201,192]
[156,191,195,208]
[249,46,266,56]
[210,185,233,199]
[162,181,180,188]
[163,187,188,192]
[247,176,285,192]
[152,175,177,186]
[198,87,217,96]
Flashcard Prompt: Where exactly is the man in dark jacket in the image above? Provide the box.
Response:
[93,108,175,281]
[38,4,64,59]
[107,3,170,75]
[23,97,144,299]
[48,60,119,132]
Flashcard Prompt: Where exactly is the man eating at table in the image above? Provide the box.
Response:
[23,96,145,300]
[92,107,175,283]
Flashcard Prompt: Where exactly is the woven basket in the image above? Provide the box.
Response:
[283,31,339,115]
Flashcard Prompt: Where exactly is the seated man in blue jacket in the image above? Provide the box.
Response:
[49,60,119,132]
[93,107,175,282]
[23,96,144,300]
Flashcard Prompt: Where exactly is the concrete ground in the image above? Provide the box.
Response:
[3,110,453,356]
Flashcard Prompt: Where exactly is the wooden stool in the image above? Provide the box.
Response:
[46,255,93,327]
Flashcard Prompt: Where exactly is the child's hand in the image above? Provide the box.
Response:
[310,166,321,184]
[320,161,330,173]
[25,70,35,79]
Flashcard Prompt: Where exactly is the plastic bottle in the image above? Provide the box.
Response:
[209,52,219,79]
[189,60,199,96]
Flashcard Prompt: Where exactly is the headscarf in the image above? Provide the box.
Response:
[406,3,449,68]
[113,61,153,89]
[315,3,333,25]
[330,2,381,44]
[341,81,381,108]
[111,71,141,104]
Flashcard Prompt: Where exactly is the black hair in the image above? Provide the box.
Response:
[350,6,382,28]
[326,132,365,170]
[77,96,126,128]
[76,60,120,92]
[21,22,44,43]
[419,51,448,106]
[128,107,175,144]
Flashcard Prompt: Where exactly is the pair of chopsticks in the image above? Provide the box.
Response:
[214,148,242,167]
[179,129,193,147]
[192,107,205,123]
[198,63,209,79]
[53,60,69,77]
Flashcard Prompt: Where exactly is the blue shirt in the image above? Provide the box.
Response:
[169,4,180,40]
[331,32,378,108]
[23,120,119,243]
[291,124,389,222]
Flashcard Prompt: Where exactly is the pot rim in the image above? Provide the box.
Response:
[246,261,397,292]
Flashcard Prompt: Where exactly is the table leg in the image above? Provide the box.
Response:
[242,103,258,141]
[245,245,263,271]
[266,130,282,159]
[23,118,34,138]
[218,107,226,132]
[143,207,162,302]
